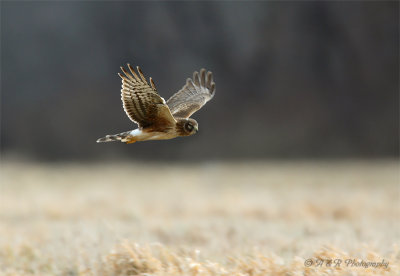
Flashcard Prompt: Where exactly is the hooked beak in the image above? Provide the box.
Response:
[194,125,198,133]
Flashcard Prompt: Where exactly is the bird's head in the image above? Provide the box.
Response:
[176,118,198,136]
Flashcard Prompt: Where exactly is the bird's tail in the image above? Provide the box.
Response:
[96,131,134,143]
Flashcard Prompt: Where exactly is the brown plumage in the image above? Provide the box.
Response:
[97,64,215,144]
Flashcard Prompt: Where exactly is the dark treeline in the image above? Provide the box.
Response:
[1,1,398,161]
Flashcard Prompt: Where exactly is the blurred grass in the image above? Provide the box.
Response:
[0,160,399,275]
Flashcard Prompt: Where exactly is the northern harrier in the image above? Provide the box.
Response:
[97,64,215,144]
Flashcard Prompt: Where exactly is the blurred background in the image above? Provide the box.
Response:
[1,1,398,161]
[1,3,399,274]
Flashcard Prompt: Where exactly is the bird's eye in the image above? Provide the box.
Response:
[185,123,193,132]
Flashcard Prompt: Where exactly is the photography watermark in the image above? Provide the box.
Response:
[304,258,389,269]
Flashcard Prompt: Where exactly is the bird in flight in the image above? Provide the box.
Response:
[97,64,215,144]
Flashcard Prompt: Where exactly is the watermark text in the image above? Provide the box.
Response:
[304,258,389,269]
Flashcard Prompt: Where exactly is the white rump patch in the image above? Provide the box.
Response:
[130,129,142,136]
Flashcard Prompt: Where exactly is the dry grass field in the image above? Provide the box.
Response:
[0,160,399,275]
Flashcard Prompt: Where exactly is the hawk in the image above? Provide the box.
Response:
[97,64,215,144]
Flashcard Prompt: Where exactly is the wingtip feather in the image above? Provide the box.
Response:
[149,77,156,90]
[136,66,148,84]
[193,71,200,86]
[200,69,206,86]
[127,63,141,82]
[210,83,216,94]
[120,66,136,83]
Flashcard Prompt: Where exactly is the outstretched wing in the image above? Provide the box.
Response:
[118,64,176,129]
[167,69,215,118]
